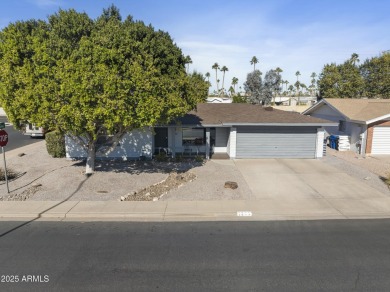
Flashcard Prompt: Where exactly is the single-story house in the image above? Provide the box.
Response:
[206,97,232,103]
[302,98,390,155]
[66,103,337,160]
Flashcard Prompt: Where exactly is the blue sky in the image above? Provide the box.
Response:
[1,0,389,93]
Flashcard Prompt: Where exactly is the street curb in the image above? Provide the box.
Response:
[2,199,390,222]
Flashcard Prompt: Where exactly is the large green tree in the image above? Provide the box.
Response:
[317,63,343,98]
[263,69,282,104]
[244,70,263,104]
[360,51,390,98]
[317,53,369,99]
[0,6,207,174]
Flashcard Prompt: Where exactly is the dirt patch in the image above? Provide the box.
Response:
[122,171,196,201]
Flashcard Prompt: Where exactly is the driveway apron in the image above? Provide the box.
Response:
[234,159,388,200]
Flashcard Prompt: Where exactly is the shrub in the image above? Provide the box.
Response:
[155,152,168,162]
[174,154,184,163]
[0,167,17,181]
[195,155,204,162]
[45,131,66,158]
[386,175,390,188]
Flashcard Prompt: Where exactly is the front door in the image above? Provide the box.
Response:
[154,127,168,153]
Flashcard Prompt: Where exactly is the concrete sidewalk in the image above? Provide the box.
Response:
[2,198,390,221]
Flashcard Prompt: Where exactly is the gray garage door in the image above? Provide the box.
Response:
[236,126,317,158]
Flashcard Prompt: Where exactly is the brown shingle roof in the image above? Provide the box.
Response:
[177,103,335,126]
[325,98,390,122]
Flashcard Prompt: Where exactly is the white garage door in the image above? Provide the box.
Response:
[371,127,390,155]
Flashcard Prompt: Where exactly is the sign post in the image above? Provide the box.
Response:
[0,129,9,193]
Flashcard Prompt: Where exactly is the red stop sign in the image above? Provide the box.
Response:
[0,129,8,147]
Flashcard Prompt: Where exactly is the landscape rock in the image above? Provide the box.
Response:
[224,181,238,189]
[123,171,196,201]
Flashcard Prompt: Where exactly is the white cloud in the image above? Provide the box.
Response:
[175,10,390,94]
[28,0,63,7]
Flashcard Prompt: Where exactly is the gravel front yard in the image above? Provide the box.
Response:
[0,141,252,201]
[323,147,390,195]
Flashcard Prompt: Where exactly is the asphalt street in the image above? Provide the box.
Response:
[0,117,43,152]
[1,220,390,291]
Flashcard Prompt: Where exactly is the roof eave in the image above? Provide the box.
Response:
[302,99,325,115]
[365,113,390,125]
[349,119,367,125]
[304,98,352,121]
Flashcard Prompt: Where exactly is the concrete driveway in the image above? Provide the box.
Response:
[234,159,388,200]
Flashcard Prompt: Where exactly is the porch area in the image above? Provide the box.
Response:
[153,126,232,159]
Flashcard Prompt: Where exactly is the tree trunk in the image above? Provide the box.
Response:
[85,142,96,175]
[215,70,219,95]
[222,73,225,96]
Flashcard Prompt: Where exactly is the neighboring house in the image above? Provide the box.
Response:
[303,98,390,155]
[66,103,336,160]
[273,96,316,106]
[206,97,232,103]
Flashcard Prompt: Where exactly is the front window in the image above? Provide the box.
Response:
[182,128,205,146]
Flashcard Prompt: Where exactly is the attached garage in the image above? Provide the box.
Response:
[176,103,337,160]
[236,126,317,158]
[371,127,390,155]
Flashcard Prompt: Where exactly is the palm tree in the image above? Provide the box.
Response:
[275,67,283,96]
[220,66,229,96]
[285,80,289,94]
[232,77,238,93]
[295,71,301,104]
[228,86,234,97]
[288,85,294,93]
[205,72,211,94]
[212,63,220,94]
[350,53,359,66]
[300,83,307,95]
[310,72,317,96]
[250,56,259,71]
[184,55,192,73]
[295,71,301,82]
